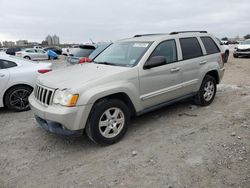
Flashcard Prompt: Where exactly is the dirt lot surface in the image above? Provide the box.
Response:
[0,54,250,188]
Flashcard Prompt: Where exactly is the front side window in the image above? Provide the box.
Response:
[0,60,17,69]
[201,37,220,55]
[94,42,151,67]
[150,40,177,64]
[180,37,203,60]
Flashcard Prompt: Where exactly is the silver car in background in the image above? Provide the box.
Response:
[15,48,49,60]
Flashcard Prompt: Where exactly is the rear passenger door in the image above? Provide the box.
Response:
[178,37,205,94]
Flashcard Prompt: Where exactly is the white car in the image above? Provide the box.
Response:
[216,38,230,63]
[0,55,52,111]
[233,39,250,58]
[15,48,49,60]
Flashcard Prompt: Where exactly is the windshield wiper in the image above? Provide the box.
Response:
[94,61,118,66]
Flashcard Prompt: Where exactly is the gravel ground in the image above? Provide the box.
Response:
[0,54,250,188]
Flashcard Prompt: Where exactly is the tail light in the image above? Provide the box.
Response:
[16,52,22,55]
[38,69,52,74]
[79,57,91,64]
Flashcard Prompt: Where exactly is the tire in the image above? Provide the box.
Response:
[233,54,238,58]
[224,51,229,63]
[24,56,31,60]
[4,85,33,112]
[85,99,130,145]
[194,75,217,106]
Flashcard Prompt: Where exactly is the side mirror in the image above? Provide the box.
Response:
[144,56,166,69]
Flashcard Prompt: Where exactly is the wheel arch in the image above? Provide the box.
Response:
[205,70,219,84]
[90,92,136,117]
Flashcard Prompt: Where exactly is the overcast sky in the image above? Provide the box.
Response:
[0,0,249,44]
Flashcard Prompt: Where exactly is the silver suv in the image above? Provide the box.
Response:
[29,31,225,145]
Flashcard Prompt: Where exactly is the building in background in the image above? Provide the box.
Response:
[2,41,15,47]
[16,40,28,46]
[52,35,60,45]
[45,35,60,46]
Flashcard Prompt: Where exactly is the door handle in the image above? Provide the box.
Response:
[0,73,5,77]
[170,68,180,72]
[200,61,207,65]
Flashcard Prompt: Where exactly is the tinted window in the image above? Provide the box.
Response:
[26,49,35,53]
[201,37,220,55]
[180,37,203,60]
[150,40,177,63]
[73,49,95,57]
[0,60,17,69]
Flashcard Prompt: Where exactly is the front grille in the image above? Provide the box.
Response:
[34,84,55,106]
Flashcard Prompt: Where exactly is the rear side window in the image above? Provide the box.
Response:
[180,37,203,60]
[150,40,177,64]
[0,60,17,69]
[201,37,220,55]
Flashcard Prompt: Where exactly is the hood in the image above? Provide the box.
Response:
[237,44,250,49]
[37,63,130,89]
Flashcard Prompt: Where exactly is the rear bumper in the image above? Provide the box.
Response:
[218,67,225,83]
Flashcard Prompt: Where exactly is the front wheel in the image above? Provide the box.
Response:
[85,99,130,145]
[4,85,33,112]
[194,75,217,106]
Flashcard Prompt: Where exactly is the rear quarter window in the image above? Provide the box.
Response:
[201,37,220,55]
[180,37,203,60]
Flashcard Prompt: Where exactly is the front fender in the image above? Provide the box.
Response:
[77,81,143,112]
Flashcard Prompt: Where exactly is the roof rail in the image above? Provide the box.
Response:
[170,31,208,35]
[134,33,167,37]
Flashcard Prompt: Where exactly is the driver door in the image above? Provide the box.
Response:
[139,39,183,109]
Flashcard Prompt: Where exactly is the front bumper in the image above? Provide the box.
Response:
[29,94,92,132]
[35,115,82,136]
[234,50,250,56]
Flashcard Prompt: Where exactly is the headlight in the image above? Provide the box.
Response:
[53,89,79,107]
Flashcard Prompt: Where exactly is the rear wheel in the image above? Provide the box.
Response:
[85,99,130,145]
[24,56,31,60]
[4,85,33,112]
[194,75,217,106]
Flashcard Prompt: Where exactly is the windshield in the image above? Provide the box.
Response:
[89,43,111,60]
[94,41,151,67]
[241,40,250,45]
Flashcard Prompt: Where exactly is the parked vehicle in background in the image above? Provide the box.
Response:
[67,43,112,65]
[43,46,62,55]
[0,55,52,111]
[62,45,80,56]
[6,47,22,56]
[47,50,58,60]
[33,46,43,49]
[233,39,250,58]
[0,48,8,52]
[216,38,230,63]
[29,31,225,145]
[15,48,49,60]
